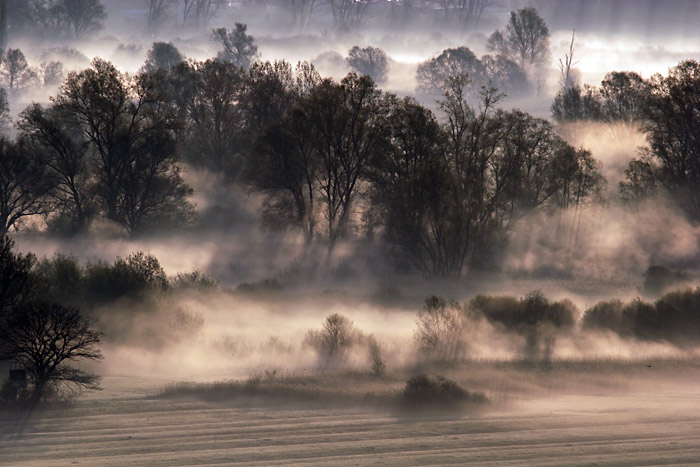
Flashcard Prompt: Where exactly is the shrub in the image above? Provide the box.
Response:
[400,375,483,412]
[414,296,466,363]
[171,271,219,290]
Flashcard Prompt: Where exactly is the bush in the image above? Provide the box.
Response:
[83,252,168,304]
[171,270,219,291]
[400,375,483,412]
[305,313,363,361]
[414,296,467,363]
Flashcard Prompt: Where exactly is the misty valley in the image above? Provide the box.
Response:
[2,1,700,465]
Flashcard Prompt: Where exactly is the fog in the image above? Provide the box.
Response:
[3,1,700,417]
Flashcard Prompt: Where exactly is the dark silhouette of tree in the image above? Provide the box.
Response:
[53,59,193,234]
[0,236,37,315]
[487,7,550,74]
[416,46,485,98]
[0,301,102,405]
[212,23,259,70]
[551,85,603,123]
[178,59,246,175]
[600,71,646,124]
[243,60,298,139]
[143,42,184,73]
[248,63,322,243]
[56,0,106,38]
[0,87,9,129]
[0,137,52,237]
[18,103,96,233]
[304,74,389,253]
[345,45,389,85]
[633,60,700,221]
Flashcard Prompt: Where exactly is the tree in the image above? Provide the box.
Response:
[303,74,389,253]
[182,0,221,29]
[345,45,389,85]
[0,301,102,405]
[143,41,184,73]
[179,59,247,175]
[633,60,700,221]
[56,0,106,38]
[0,0,7,57]
[481,54,529,96]
[487,7,550,74]
[146,0,171,31]
[212,23,259,70]
[0,137,52,237]
[53,59,193,234]
[248,63,322,244]
[416,46,486,98]
[551,85,603,123]
[439,0,493,27]
[414,296,466,362]
[600,71,646,124]
[285,0,316,31]
[0,235,37,315]
[2,48,36,90]
[40,60,64,86]
[328,0,379,28]
[18,103,96,233]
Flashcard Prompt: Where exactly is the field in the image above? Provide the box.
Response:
[2,362,700,466]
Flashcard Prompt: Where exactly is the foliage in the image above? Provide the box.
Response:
[305,313,364,363]
[416,46,486,98]
[345,45,389,85]
[143,42,184,73]
[0,235,37,314]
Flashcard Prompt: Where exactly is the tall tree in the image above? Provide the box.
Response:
[52,59,193,234]
[416,46,486,98]
[2,48,35,90]
[142,41,184,73]
[18,103,96,233]
[146,0,171,31]
[487,7,550,74]
[286,0,316,31]
[212,23,259,70]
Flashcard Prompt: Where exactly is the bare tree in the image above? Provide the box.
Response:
[558,30,578,90]
[327,0,380,28]
[2,48,36,91]
[0,302,102,405]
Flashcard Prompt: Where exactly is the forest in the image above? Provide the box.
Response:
[1,0,700,416]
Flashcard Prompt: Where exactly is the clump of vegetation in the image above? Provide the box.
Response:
[414,296,467,363]
[400,375,486,413]
[171,271,219,291]
[305,313,364,364]
[583,288,700,345]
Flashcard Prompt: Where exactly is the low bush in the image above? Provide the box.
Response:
[400,375,485,412]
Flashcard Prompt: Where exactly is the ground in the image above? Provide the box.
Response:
[2,365,700,466]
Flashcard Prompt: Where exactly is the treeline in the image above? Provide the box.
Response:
[553,61,700,223]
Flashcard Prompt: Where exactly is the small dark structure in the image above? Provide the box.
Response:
[9,362,27,384]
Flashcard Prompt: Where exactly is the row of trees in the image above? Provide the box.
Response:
[552,61,700,224]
